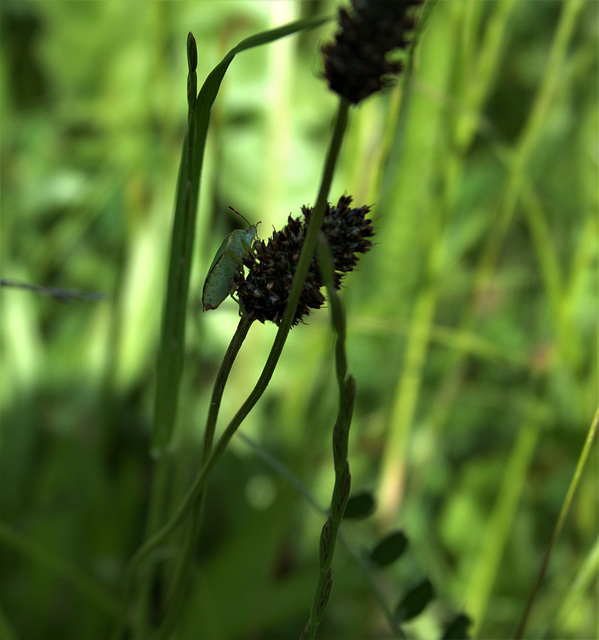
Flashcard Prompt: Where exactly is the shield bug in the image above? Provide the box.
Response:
[202,207,259,311]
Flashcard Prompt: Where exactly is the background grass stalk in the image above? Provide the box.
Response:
[515,404,599,639]
[466,413,541,630]
[472,0,583,287]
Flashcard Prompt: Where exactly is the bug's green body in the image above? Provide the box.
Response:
[202,223,258,311]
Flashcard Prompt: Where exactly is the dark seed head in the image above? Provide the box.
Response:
[235,195,374,326]
[322,0,424,104]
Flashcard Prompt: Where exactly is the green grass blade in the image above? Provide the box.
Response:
[515,404,599,639]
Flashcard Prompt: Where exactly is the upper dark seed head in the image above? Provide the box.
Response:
[322,0,424,104]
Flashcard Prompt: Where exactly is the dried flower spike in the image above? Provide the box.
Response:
[322,0,424,104]
[235,195,374,326]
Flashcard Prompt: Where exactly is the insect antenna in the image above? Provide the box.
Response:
[227,206,252,227]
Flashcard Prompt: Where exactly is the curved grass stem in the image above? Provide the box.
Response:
[157,315,253,639]
[301,235,355,640]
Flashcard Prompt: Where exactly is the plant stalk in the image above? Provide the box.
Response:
[302,234,355,640]
[157,315,254,638]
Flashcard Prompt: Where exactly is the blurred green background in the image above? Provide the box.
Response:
[1,1,597,638]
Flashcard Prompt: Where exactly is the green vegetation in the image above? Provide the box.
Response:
[1,1,596,639]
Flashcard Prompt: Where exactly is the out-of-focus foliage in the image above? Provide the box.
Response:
[1,1,596,639]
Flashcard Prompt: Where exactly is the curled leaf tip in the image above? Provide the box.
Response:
[187,32,197,73]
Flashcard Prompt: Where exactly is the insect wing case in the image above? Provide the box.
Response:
[202,226,257,311]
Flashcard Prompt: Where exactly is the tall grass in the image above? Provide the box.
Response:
[1,1,596,639]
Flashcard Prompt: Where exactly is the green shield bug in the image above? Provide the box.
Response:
[202,207,260,311]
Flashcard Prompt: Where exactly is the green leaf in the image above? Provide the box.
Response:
[342,490,375,519]
[368,530,408,568]
[394,579,434,624]
[441,613,472,639]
